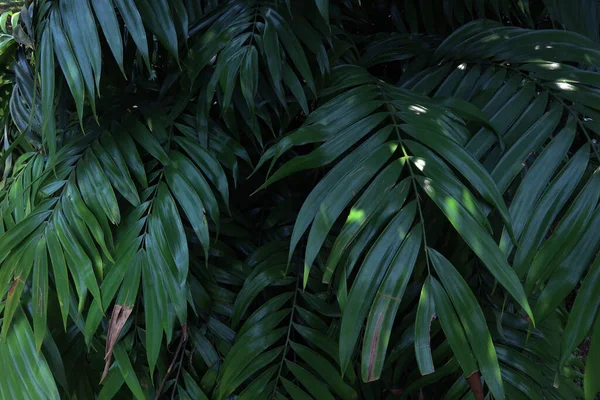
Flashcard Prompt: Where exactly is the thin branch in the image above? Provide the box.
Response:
[156,324,188,400]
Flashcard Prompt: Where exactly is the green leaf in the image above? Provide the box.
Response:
[286,129,394,265]
[61,191,103,279]
[490,107,562,193]
[62,0,102,92]
[48,10,85,123]
[231,262,286,328]
[0,210,50,264]
[418,176,534,322]
[316,0,329,21]
[64,178,112,261]
[585,317,600,400]
[32,235,48,352]
[216,328,286,400]
[59,0,98,116]
[239,292,293,336]
[170,0,188,42]
[403,123,514,235]
[164,166,210,259]
[406,140,493,234]
[484,91,549,168]
[465,82,537,158]
[99,371,124,400]
[134,0,179,60]
[146,217,187,325]
[290,342,357,400]
[263,16,283,101]
[362,224,422,382]
[334,182,412,311]
[438,97,500,140]
[429,248,504,400]
[324,165,408,284]
[77,151,121,225]
[153,182,188,286]
[113,344,145,400]
[92,140,140,206]
[286,360,335,400]
[123,118,170,165]
[303,152,401,288]
[499,124,575,255]
[227,346,283,397]
[526,167,600,293]
[240,46,258,111]
[115,252,142,307]
[2,238,35,341]
[282,60,309,115]
[113,0,151,71]
[281,378,312,400]
[534,207,600,322]
[294,324,354,376]
[339,201,417,373]
[46,225,69,328]
[266,10,315,94]
[237,366,277,399]
[182,370,209,400]
[110,126,148,188]
[0,12,9,33]
[561,253,600,366]
[429,276,478,377]
[415,275,436,376]
[169,151,219,227]
[141,248,164,375]
[54,210,102,309]
[40,26,56,161]
[91,0,125,75]
[0,308,60,400]
[174,136,229,209]
[513,144,590,277]
[218,47,244,111]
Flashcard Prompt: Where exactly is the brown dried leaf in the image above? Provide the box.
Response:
[100,304,133,383]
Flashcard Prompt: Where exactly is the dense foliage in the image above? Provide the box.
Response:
[0,0,600,399]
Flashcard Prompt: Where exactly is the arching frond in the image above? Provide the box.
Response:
[0,1,599,399]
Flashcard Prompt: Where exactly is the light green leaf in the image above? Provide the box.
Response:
[0,308,60,400]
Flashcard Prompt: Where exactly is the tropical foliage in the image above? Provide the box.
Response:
[0,0,599,399]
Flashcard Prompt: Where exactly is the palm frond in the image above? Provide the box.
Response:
[0,1,599,399]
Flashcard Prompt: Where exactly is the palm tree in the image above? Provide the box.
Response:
[0,0,599,399]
